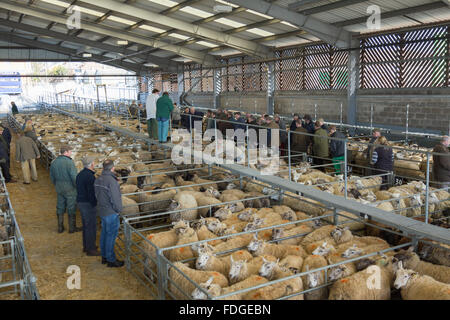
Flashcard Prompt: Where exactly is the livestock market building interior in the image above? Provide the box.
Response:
[0,0,449,303]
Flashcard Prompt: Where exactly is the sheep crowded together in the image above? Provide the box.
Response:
[19,112,449,301]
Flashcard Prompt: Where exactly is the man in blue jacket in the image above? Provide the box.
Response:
[94,160,124,268]
[76,156,99,256]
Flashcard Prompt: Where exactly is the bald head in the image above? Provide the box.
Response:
[442,136,449,147]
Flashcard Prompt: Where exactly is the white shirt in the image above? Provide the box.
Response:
[145,93,159,119]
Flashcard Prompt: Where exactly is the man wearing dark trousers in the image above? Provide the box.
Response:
[94,160,124,268]
[76,156,100,256]
[1,124,12,166]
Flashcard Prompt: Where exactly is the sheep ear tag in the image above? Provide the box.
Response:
[205,277,214,286]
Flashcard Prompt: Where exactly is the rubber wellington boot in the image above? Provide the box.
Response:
[68,215,82,233]
[57,214,64,233]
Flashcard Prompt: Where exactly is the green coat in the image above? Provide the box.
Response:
[156,95,174,120]
[313,128,329,158]
[50,155,78,194]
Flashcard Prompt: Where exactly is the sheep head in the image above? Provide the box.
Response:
[305,266,320,289]
[271,228,284,242]
[341,244,363,258]
[213,207,232,221]
[226,182,237,190]
[206,219,227,234]
[228,256,247,284]
[243,217,264,232]
[247,234,264,255]
[312,241,333,256]
[259,257,279,279]
[237,209,255,222]
[355,258,376,272]
[328,265,347,282]
[280,210,296,221]
[191,242,214,256]
[205,187,220,198]
[330,226,350,243]
[393,261,417,290]
[196,252,213,270]
[191,277,221,300]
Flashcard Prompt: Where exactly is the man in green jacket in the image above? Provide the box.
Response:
[312,121,329,172]
[50,145,82,233]
[156,92,174,143]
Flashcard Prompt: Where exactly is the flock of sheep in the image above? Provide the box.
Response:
[13,111,450,300]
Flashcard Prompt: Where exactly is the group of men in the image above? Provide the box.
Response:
[144,89,177,143]
[50,147,124,267]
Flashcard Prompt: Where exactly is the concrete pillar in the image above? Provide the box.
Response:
[267,62,275,115]
[347,39,359,129]
[213,68,222,109]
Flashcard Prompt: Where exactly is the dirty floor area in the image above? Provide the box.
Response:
[3,132,151,300]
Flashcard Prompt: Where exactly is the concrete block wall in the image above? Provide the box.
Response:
[185,88,450,134]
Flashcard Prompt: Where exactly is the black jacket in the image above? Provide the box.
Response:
[372,146,394,172]
[76,168,97,207]
[302,121,315,134]
[290,120,297,132]
[233,117,246,131]
[2,128,11,147]
[330,131,346,158]
[190,111,204,130]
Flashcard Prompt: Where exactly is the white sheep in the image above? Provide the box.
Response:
[393,248,450,284]
[168,225,199,265]
[169,192,198,222]
[169,262,229,300]
[393,261,450,300]
[191,274,269,300]
[247,234,308,259]
[301,254,328,300]
[195,250,253,276]
[300,225,336,247]
[228,255,278,284]
[271,224,313,245]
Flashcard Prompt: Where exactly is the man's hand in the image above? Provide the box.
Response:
[37,156,40,159]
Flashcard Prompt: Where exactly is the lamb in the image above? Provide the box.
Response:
[191,173,218,192]
[168,192,198,222]
[330,226,353,244]
[418,242,450,267]
[191,275,269,300]
[278,255,304,274]
[328,258,393,300]
[175,175,201,191]
[247,235,308,259]
[247,269,304,300]
[138,188,177,214]
[120,184,140,202]
[326,252,358,282]
[258,256,303,281]
[212,234,255,255]
[272,224,313,245]
[271,205,297,222]
[393,247,450,283]
[142,221,190,277]
[305,240,337,256]
[301,254,328,300]
[228,255,278,284]
[168,225,199,265]
[121,196,140,216]
[169,262,229,300]
[300,225,336,247]
[393,261,450,300]
[196,196,223,218]
[196,225,224,246]
[195,250,253,276]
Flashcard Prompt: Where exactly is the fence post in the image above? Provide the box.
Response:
[288,130,291,182]
[405,104,409,143]
[124,219,131,271]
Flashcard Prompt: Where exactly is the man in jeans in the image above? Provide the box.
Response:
[76,156,100,256]
[145,88,160,141]
[156,92,174,143]
[94,160,124,268]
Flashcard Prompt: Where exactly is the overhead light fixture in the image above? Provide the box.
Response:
[117,40,128,45]
[82,53,92,57]
[214,5,232,13]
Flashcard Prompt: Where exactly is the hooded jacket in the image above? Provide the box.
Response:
[94,169,122,217]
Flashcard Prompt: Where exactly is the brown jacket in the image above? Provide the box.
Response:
[432,143,450,182]
[291,126,310,153]
[16,136,40,162]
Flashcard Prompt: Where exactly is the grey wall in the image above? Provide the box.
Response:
[184,88,450,134]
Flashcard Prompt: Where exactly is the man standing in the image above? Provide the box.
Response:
[302,114,315,134]
[432,136,450,190]
[312,121,329,172]
[264,115,279,149]
[189,107,204,132]
[370,136,394,190]
[145,89,159,141]
[76,156,100,256]
[233,112,246,131]
[1,124,12,165]
[171,102,181,127]
[50,145,81,234]
[367,128,381,176]
[274,115,287,156]
[329,125,346,174]
[94,160,124,268]
[291,120,310,156]
[10,101,19,115]
[0,127,15,183]
[15,130,40,184]
[156,92,174,143]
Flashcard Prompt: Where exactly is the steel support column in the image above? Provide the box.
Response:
[267,62,275,115]
[177,65,184,105]
[213,68,222,109]
[347,39,359,132]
